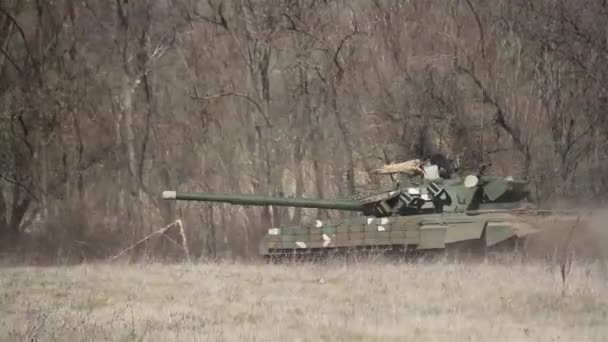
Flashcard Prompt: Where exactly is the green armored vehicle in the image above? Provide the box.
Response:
[162,157,579,258]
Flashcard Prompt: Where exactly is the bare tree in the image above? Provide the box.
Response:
[1,0,606,260]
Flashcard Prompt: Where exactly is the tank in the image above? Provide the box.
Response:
[162,159,581,259]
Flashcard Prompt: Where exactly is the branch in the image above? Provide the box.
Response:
[515,4,606,83]
[463,0,485,59]
[192,91,272,127]
[366,110,444,122]
[16,113,33,156]
[110,219,190,262]
[38,143,117,200]
[565,118,601,159]
[187,0,229,30]
[17,204,38,231]
[0,46,22,75]
[455,64,528,155]
[333,29,358,79]
[0,5,35,72]
[281,13,324,44]
[115,0,129,29]
[0,174,38,202]
[560,9,608,63]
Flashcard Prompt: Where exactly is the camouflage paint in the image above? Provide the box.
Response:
[163,167,581,257]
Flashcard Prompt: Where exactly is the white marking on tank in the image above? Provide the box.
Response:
[380,218,389,225]
[322,234,332,247]
[367,218,374,225]
[268,228,280,235]
[315,220,324,228]
[407,187,421,195]
[295,242,307,248]
[377,226,386,232]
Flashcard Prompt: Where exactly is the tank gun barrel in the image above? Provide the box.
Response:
[162,191,365,211]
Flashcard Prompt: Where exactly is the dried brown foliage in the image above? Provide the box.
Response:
[0,0,607,262]
[1,261,607,341]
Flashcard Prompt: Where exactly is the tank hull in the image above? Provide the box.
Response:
[259,212,580,257]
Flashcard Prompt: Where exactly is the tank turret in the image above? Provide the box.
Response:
[162,171,533,217]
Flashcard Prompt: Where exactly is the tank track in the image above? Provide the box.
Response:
[263,236,527,263]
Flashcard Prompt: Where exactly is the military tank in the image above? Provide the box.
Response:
[162,158,580,259]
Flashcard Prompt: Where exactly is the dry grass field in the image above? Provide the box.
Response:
[1,257,607,342]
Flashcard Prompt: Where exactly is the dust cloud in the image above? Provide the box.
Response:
[524,207,608,261]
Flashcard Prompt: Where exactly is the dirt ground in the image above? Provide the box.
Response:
[1,258,606,342]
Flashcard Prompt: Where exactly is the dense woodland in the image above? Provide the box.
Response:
[0,0,607,261]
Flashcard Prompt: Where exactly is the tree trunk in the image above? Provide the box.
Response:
[39,140,49,226]
[313,158,326,218]
[0,183,7,238]
[221,205,231,260]
[207,204,216,259]
[158,168,175,223]
[9,184,29,237]
[119,74,144,255]
[292,139,305,225]
[335,110,356,196]
[72,110,89,241]
[331,83,355,219]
